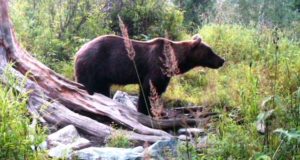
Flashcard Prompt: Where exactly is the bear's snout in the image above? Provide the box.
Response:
[210,56,225,69]
[218,58,225,67]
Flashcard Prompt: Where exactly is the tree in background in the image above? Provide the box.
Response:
[11,0,110,68]
[214,0,300,29]
[294,0,300,11]
[106,0,185,40]
[174,0,216,33]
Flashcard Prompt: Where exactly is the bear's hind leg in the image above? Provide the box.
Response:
[76,74,95,95]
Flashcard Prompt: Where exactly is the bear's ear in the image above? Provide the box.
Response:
[192,34,202,47]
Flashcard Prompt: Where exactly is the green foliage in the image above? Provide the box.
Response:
[10,0,111,71]
[174,0,216,32]
[202,25,299,158]
[108,0,185,40]
[0,67,47,159]
[253,154,272,160]
[55,61,75,80]
[274,128,300,142]
[215,0,300,26]
[272,128,300,159]
[214,0,300,39]
[165,24,300,159]
[205,116,260,159]
[177,142,201,160]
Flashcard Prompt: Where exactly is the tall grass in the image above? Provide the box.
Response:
[0,67,47,159]
[106,130,132,148]
[165,24,300,159]
[160,32,180,77]
[149,80,164,119]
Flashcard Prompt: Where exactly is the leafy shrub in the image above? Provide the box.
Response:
[55,61,75,80]
[173,0,216,33]
[177,141,201,160]
[164,24,300,158]
[108,0,185,40]
[214,0,300,33]
[206,115,261,159]
[0,67,47,159]
[10,0,111,71]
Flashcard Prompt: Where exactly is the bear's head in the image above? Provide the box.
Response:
[189,34,225,69]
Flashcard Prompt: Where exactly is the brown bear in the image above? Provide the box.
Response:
[75,34,224,115]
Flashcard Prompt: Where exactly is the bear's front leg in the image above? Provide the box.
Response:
[96,83,111,97]
[137,78,151,115]
[137,76,170,116]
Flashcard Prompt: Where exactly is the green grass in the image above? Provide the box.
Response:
[0,67,48,159]
[106,130,133,148]
[168,24,300,159]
